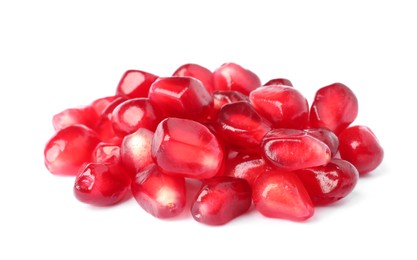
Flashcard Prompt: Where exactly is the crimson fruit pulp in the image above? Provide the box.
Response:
[148,77,213,122]
[264,78,293,87]
[151,117,224,179]
[295,159,359,205]
[116,70,158,98]
[173,63,215,94]
[44,125,100,176]
[309,83,358,135]
[74,163,131,206]
[131,164,186,218]
[252,170,314,221]
[191,176,252,225]
[262,129,331,171]
[213,63,261,95]
[249,85,309,129]
[216,101,271,153]
[338,125,384,175]
[44,62,383,225]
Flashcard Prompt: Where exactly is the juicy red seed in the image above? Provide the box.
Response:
[249,85,309,129]
[304,128,339,157]
[94,97,128,143]
[116,70,159,98]
[111,98,161,136]
[262,129,331,171]
[148,77,213,121]
[191,176,252,225]
[216,101,271,153]
[173,63,214,94]
[310,83,358,135]
[44,125,100,176]
[131,164,186,218]
[74,163,131,206]
[120,128,154,178]
[264,78,293,87]
[252,170,314,221]
[90,96,119,118]
[295,159,359,205]
[226,154,269,187]
[213,63,261,95]
[93,142,121,165]
[152,118,224,179]
[52,107,96,131]
[338,125,384,175]
[211,90,248,120]
[94,115,122,144]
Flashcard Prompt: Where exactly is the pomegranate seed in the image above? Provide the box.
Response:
[213,63,261,95]
[264,78,293,87]
[262,129,331,171]
[74,163,131,206]
[191,176,252,225]
[173,63,214,94]
[111,98,161,136]
[152,118,224,179]
[338,125,384,175]
[52,107,96,131]
[249,85,309,129]
[216,101,271,153]
[226,154,269,187]
[44,125,100,176]
[120,128,154,178]
[310,83,358,135]
[304,128,339,157]
[295,159,359,205]
[131,164,186,218]
[148,77,213,121]
[116,70,158,98]
[90,95,119,119]
[94,97,127,143]
[211,90,248,120]
[252,170,314,221]
[93,142,121,165]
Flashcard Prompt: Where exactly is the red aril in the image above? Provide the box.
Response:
[216,101,271,153]
[120,128,154,178]
[52,107,96,131]
[89,95,119,119]
[262,129,331,171]
[338,125,384,175]
[264,78,293,87]
[116,70,158,98]
[249,85,309,129]
[226,154,269,187]
[74,163,131,206]
[148,77,213,122]
[94,97,127,144]
[252,170,314,221]
[304,128,339,157]
[93,142,121,165]
[131,164,186,218]
[173,63,214,94]
[111,98,161,136]
[213,63,261,95]
[44,125,100,176]
[310,83,358,135]
[295,159,359,205]
[211,90,248,120]
[191,176,252,225]
[152,118,224,179]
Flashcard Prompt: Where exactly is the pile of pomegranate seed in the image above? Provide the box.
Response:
[44,63,384,225]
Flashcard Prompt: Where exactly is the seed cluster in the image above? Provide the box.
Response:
[44,63,384,225]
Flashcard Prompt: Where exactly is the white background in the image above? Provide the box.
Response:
[1,1,416,259]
